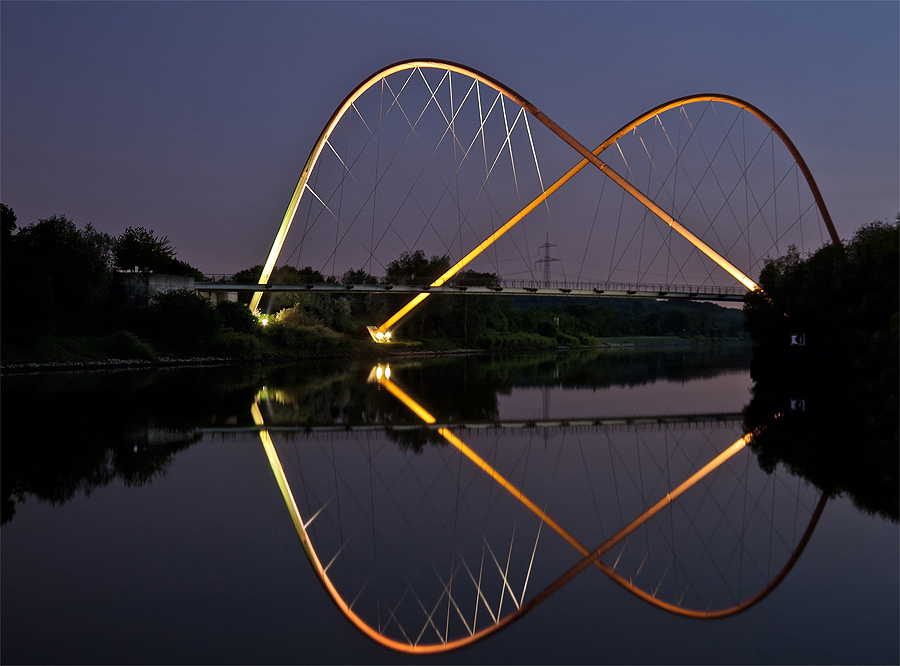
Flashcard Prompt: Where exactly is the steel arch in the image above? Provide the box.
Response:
[250,59,535,312]
[251,60,838,335]
[592,93,840,245]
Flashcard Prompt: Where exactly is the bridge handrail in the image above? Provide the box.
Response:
[197,274,745,296]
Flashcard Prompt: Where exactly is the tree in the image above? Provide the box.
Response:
[114,227,202,277]
[453,269,500,288]
[232,264,332,310]
[3,214,114,332]
[385,250,451,285]
[341,267,378,285]
[230,265,263,283]
[114,227,176,271]
[1,204,18,298]
[216,299,257,334]
[295,266,330,284]
[743,219,898,515]
[230,264,328,285]
[1,203,16,240]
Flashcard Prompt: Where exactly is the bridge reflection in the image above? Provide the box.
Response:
[251,364,825,654]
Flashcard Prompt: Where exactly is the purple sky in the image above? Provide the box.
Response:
[2,1,897,275]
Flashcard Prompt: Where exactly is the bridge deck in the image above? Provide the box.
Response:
[196,282,746,302]
[199,413,743,437]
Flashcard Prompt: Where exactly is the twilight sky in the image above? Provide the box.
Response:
[2,1,897,275]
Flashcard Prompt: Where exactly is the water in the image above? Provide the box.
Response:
[2,348,897,664]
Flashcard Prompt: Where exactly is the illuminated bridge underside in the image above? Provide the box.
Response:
[252,59,838,339]
[252,371,827,653]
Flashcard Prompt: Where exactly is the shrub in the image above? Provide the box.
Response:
[263,324,299,349]
[272,304,322,327]
[293,325,347,355]
[311,295,354,332]
[151,289,223,353]
[263,324,347,356]
[208,331,260,358]
[475,331,556,351]
[108,330,158,361]
[216,300,257,334]
[555,332,582,347]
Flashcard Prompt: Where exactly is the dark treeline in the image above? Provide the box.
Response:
[0,204,333,360]
[2,207,745,363]
[1,204,209,353]
[743,218,899,521]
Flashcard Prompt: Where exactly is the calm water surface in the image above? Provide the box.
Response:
[2,348,897,664]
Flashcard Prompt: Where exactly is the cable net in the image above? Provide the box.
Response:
[262,398,823,649]
[270,63,835,296]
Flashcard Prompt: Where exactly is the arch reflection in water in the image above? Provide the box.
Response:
[251,365,826,654]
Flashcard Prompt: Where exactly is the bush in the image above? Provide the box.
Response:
[263,324,347,356]
[207,331,260,358]
[293,325,347,355]
[262,324,298,349]
[107,330,158,361]
[310,295,353,333]
[272,304,322,327]
[216,300,257,334]
[475,331,556,351]
[151,289,223,353]
[555,331,582,347]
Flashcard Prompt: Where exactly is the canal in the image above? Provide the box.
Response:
[2,348,897,664]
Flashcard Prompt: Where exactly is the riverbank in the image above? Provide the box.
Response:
[0,332,748,374]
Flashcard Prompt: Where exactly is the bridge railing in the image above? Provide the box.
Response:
[497,279,746,296]
[198,274,746,297]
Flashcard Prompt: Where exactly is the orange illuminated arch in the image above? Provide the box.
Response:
[593,93,840,245]
[250,59,840,352]
[371,90,839,335]
[252,378,828,653]
[250,59,540,312]
[255,60,840,315]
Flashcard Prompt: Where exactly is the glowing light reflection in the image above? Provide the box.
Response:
[250,370,827,652]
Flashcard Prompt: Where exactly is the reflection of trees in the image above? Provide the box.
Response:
[2,347,754,524]
[390,346,750,402]
[384,428,447,453]
[2,361,354,525]
[2,377,199,525]
[258,348,751,431]
[745,379,898,522]
[3,426,201,524]
[255,371,370,425]
[544,346,750,388]
[260,357,514,427]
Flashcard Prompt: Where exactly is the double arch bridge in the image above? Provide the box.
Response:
[199,59,839,341]
[244,363,827,654]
